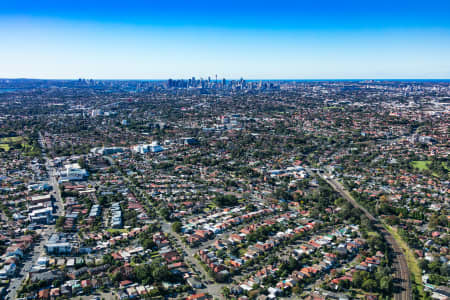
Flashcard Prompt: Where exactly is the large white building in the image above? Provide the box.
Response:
[90,147,124,155]
[29,207,53,224]
[45,233,73,255]
[59,163,88,182]
[132,141,164,154]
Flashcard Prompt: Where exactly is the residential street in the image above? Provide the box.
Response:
[160,221,227,300]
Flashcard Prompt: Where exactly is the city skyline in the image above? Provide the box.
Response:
[1,0,450,79]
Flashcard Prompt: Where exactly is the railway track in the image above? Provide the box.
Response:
[306,168,412,300]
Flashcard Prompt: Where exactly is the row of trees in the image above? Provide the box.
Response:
[350,268,393,295]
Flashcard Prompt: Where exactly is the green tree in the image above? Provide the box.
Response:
[151,258,170,282]
[172,221,182,233]
[141,238,156,250]
[55,216,65,229]
[338,279,351,290]
[379,276,393,294]
[352,271,366,288]
[222,287,230,298]
[159,207,170,220]
[135,264,152,284]
[292,285,302,294]
[362,279,377,292]
[418,259,428,271]
[102,254,114,265]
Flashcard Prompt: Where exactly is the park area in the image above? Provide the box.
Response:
[0,136,40,156]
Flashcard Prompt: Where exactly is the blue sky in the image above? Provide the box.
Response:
[1,0,450,79]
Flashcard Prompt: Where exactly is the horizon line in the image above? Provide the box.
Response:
[1,77,450,81]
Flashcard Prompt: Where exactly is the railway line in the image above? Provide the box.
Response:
[305,167,412,300]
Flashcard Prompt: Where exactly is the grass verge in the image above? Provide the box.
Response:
[384,223,425,299]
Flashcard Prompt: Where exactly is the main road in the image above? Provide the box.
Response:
[6,133,64,300]
[305,167,411,300]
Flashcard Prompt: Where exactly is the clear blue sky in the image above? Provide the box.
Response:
[1,0,450,79]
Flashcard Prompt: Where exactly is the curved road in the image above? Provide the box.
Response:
[307,168,411,300]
